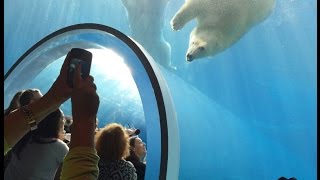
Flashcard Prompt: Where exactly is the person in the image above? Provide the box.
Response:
[4,89,43,171]
[126,136,147,180]
[4,108,69,180]
[4,90,24,171]
[125,126,140,137]
[63,115,73,145]
[19,89,43,105]
[9,89,44,153]
[4,90,24,116]
[95,123,137,180]
[4,53,100,180]
[64,115,73,133]
[4,88,42,117]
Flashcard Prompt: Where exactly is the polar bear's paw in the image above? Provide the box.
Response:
[170,17,184,31]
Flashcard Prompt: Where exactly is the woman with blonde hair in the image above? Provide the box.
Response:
[95,123,137,180]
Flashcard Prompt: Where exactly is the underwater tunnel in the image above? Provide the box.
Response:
[4,0,316,179]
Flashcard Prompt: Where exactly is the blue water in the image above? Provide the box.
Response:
[4,0,317,179]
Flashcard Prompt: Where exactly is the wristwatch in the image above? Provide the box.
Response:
[21,105,38,131]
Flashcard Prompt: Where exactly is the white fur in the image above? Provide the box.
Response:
[170,0,276,62]
[121,0,173,69]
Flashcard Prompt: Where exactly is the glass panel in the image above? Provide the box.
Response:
[4,30,162,179]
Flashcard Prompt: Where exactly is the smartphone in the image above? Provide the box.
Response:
[66,48,92,88]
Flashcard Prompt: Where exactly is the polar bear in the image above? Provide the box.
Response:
[121,0,174,69]
[170,0,276,62]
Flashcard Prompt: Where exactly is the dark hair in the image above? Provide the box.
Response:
[10,89,43,160]
[5,89,40,116]
[129,136,138,147]
[19,89,40,106]
[33,109,64,139]
[64,116,73,133]
[127,136,140,162]
[13,109,64,160]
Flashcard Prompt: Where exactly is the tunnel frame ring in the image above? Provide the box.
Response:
[4,23,170,180]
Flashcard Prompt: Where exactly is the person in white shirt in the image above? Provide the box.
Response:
[4,90,68,180]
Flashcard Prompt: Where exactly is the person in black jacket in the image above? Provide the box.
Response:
[126,136,147,180]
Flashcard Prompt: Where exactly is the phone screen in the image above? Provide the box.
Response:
[69,58,90,77]
[68,58,91,87]
[66,48,92,88]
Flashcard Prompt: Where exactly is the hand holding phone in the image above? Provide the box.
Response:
[67,48,92,88]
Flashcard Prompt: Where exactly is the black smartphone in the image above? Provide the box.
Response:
[66,48,92,88]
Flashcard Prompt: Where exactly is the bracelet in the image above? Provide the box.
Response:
[21,105,38,131]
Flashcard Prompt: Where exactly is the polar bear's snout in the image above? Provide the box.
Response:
[186,54,194,62]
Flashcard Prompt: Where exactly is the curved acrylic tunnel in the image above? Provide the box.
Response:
[4,24,179,180]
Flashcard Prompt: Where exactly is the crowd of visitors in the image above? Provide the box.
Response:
[4,52,147,180]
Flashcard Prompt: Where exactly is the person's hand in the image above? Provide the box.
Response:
[125,128,135,136]
[71,63,99,123]
[46,54,73,104]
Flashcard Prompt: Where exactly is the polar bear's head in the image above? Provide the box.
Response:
[186,37,209,62]
[186,35,222,62]
[186,30,223,62]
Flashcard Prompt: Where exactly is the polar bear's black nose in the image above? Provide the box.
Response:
[186,54,193,62]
